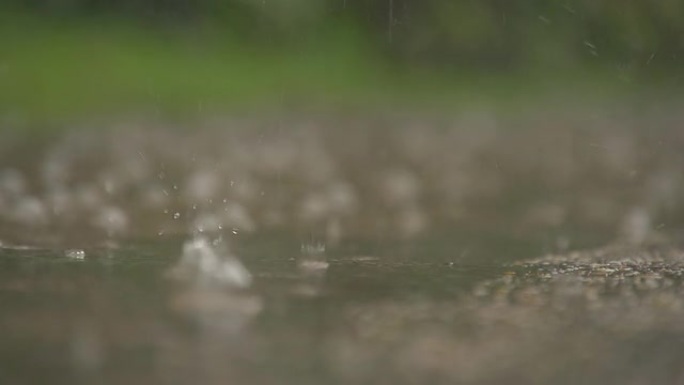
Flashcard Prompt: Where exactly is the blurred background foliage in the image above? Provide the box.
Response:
[1,0,682,121]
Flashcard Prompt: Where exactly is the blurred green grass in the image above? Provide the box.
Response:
[0,12,643,124]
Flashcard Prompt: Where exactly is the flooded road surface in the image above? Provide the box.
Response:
[2,105,684,384]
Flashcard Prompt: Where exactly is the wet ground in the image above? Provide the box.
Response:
[3,237,684,385]
[2,104,684,384]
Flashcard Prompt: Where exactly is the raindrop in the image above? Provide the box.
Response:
[538,15,551,24]
[388,0,394,43]
[583,41,598,56]
[562,4,576,14]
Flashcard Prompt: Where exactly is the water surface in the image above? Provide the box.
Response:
[2,108,684,384]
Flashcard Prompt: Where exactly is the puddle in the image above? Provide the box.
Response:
[0,237,683,384]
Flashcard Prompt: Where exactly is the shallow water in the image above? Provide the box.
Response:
[0,237,497,384]
[3,237,684,385]
[2,107,684,384]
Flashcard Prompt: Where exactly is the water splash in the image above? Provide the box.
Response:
[168,236,252,289]
[1,112,683,247]
[65,249,86,260]
[294,241,329,297]
[167,236,261,336]
[299,242,329,273]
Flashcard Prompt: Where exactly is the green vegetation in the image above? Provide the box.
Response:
[0,1,681,123]
[0,14,379,120]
